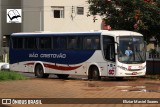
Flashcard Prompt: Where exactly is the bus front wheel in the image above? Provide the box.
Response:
[88,66,101,80]
[35,64,49,78]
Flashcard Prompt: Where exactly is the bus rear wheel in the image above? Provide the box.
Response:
[57,74,69,79]
[35,64,49,78]
[88,66,101,80]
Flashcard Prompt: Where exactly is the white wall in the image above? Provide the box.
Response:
[22,0,102,32]
[43,0,102,32]
[22,0,44,32]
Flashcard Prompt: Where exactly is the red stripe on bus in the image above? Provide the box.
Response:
[44,63,82,71]
[24,62,82,71]
[24,62,34,65]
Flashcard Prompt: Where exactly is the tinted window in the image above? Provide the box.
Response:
[24,37,37,49]
[12,37,23,49]
[39,37,52,49]
[84,36,100,50]
[68,36,83,50]
[53,37,67,49]
[68,37,77,49]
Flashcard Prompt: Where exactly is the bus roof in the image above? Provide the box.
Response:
[101,30,143,36]
[11,30,143,37]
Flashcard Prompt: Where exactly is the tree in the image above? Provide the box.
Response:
[88,0,160,42]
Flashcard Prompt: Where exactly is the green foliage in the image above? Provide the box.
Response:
[149,48,158,54]
[0,70,26,81]
[88,0,160,42]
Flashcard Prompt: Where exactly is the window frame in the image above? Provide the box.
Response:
[51,6,65,18]
[12,37,24,49]
[53,36,67,50]
[38,37,52,50]
[83,36,100,50]
[77,7,84,15]
[24,37,37,49]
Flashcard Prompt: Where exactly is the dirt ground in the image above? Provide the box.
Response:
[0,74,159,107]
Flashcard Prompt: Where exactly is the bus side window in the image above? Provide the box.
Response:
[77,37,83,49]
[12,37,23,49]
[92,38,100,49]
[68,37,77,49]
[86,39,92,49]
[84,37,100,50]
[53,37,67,50]
[84,37,91,50]
[24,37,37,49]
[39,37,51,49]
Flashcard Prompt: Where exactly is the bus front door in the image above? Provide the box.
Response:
[106,44,116,76]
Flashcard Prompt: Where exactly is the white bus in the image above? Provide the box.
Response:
[9,30,146,80]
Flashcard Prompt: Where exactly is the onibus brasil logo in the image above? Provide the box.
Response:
[2,99,42,104]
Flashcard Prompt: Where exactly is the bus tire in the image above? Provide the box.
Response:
[35,64,49,78]
[57,74,69,79]
[88,66,101,80]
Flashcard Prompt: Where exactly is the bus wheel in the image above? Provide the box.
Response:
[35,64,49,78]
[57,74,69,79]
[88,66,101,80]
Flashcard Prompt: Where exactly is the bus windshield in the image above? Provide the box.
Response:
[117,36,146,64]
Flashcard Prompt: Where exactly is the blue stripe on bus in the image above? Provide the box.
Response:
[9,50,95,65]
[11,32,101,37]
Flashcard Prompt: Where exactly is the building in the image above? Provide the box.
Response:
[22,0,101,32]
[0,0,102,61]
[0,0,22,61]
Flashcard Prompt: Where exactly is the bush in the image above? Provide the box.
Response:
[0,70,26,81]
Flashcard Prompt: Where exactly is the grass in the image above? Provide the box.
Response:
[0,70,27,81]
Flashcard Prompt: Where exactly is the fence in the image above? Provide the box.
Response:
[146,52,160,75]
